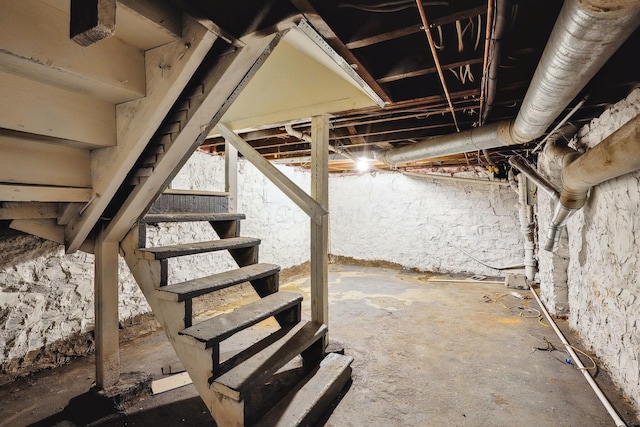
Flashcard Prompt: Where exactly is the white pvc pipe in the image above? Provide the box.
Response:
[530,287,627,427]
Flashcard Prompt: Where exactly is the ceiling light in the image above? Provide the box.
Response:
[356,158,370,172]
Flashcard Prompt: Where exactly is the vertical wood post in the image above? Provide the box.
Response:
[310,115,329,337]
[225,141,239,213]
[94,226,120,388]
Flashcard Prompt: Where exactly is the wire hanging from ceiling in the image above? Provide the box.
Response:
[339,1,449,13]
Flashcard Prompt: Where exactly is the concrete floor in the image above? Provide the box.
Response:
[1,264,638,426]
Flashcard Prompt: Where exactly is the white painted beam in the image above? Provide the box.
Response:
[104,33,282,243]
[65,19,217,253]
[94,226,121,388]
[217,123,328,225]
[310,115,330,330]
[10,218,65,244]
[0,71,116,148]
[0,133,91,187]
[225,142,238,213]
[0,0,145,103]
[0,185,92,203]
[0,203,58,220]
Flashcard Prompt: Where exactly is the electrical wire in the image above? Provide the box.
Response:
[339,1,448,12]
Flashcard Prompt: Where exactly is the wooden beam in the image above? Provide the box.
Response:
[0,133,91,187]
[118,0,182,39]
[0,0,145,104]
[94,226,120,389]
[377,57,484,84]
[10,219,65,244]
[103,33,282,243]
[225,142,239,213]
[65,18,217,253]
[345,5,488,49]
[58,203,84,225]
[0,71,116,148]
[0,203,58,220]
[0,185,92,203]
[70,0,116,47]
[290,0,391,105]
[310,115,329,333]
[217,124,328,225]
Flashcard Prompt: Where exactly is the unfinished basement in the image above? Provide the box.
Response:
[1,0,640,426]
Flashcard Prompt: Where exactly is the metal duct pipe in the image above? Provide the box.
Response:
[511,0,639,143]
[376,121,513,164]
[508,157,559,202]
[545,113,640,251]
[375,0,640,165]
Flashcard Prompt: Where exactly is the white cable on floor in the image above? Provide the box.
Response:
[530,287,627,427]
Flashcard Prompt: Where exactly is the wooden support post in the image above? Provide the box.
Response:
[70,0,116,47]
[94,226,120,388]
[310,115,330,335]
[217,124,328,224]
[225,141,238,213]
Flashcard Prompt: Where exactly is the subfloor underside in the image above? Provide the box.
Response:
[1,264,638,426]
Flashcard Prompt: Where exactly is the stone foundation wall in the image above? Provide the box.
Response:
[329,172,523,277]
[1,150,523,381]
[537,88,640,410]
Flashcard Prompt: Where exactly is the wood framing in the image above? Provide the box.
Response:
[0,71,116,148]
[0,134,91,187]
[310,115,329,330]
[0,203,58,220]
[118,0,182,40]
[94,226,120,388]
[217,124,328,225]
[103,33,282,244]
[0,185,92,203]
[225,142,239,213]
[70,0,116,47]
[65,18,217,253]
[0,0,145,103]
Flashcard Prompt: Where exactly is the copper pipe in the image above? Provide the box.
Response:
[415,0,460,132]
[478,0,494,125]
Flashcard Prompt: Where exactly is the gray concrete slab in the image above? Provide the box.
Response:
[0,264,637,426]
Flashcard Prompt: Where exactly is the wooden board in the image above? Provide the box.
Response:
[147,193,229,215]
[179,292,303,348]
[213,321,327,401]
[157,263,280,302]
[151,372,193,395]
[135,236,260,260]
[255,352,353,427]
[142,212,245,223]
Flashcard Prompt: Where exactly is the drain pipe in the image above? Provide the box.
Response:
[509,157,559,202]
[516,174,537,281]
[531,287,627,427]
[374,0,640,165]
[285,124,361,162]
[545,114,640,251]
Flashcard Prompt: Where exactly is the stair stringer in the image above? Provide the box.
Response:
[120,227,229,419]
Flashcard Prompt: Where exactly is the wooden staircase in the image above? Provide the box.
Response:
[120,191,352,426]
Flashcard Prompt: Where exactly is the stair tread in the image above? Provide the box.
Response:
[179,291,303,347]
[136,237,259,260]
[255,352,353,427]
[213,321,328,400]
[142,212,246,223]
[158,263,280,301]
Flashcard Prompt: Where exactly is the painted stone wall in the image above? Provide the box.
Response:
[537,88,640,409]
[1,149,523,379]
[0,235,147,379]
[0,153,311,378]
[329,172,523,277]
